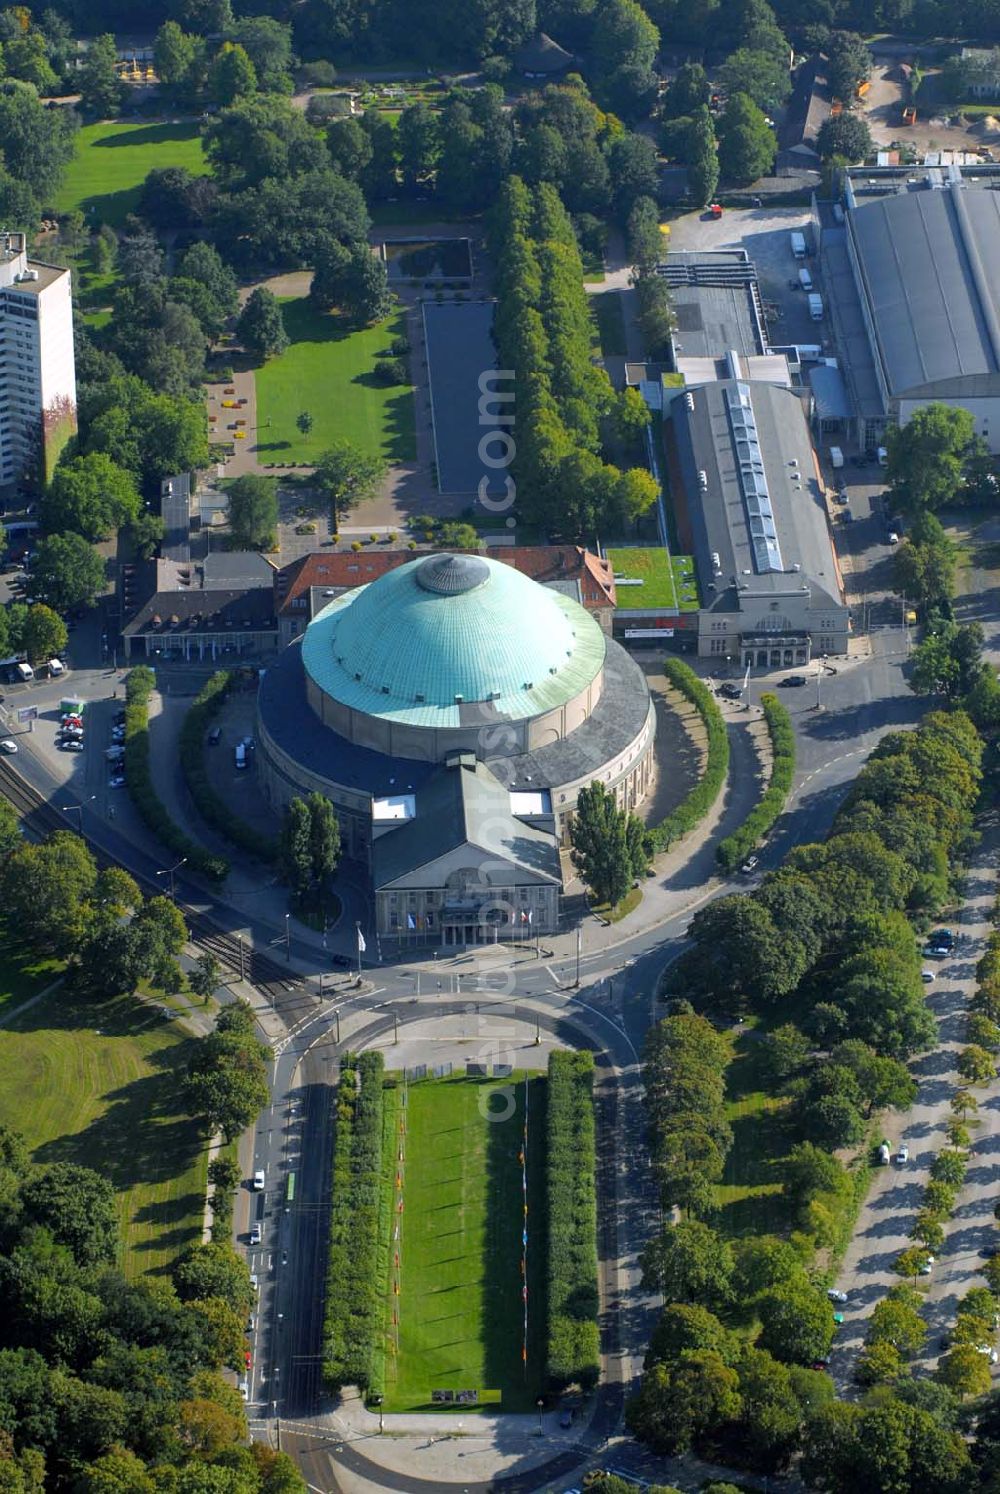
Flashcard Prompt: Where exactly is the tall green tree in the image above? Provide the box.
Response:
[22,604,67,668]
[306,792,340,888]
[207,42,257,107]
[280,797,312,899]
[78,34,125,117]
[717,92,776,184]
[886,404,978,512]
[43,453,141,541]
[29,533,105,612]
[570,780,633,907]
[225,475,278,551]
[236,287,288,361]
[313,440,386,526]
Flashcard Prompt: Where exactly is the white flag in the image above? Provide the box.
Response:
[357,927,367,953]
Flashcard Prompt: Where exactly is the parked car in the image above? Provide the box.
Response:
[918,1256,935,1275]
[886,531,899,545]
[249,1223,262,1245]
[208,726,222,746]
[827,1289,848,1303]
[897,1144,910,1164]
[878,1141,891,1165]
[932,929,956,949]
[253,1171,265,1190]
[0,739,17,754]
[720,682,742,699]
[921,968,936,982]
[61,740,84,753]
[249,1274,258,1292]
[108,773,126,788]
[740,855,759,874]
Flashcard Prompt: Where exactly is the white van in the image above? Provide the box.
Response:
[15,661,33,682]
[791,230,807,258]
[234,742,247,770]
[808,292,824,321]
[47,658,64,676]
[798,267,813,292]
[829,446,844,469]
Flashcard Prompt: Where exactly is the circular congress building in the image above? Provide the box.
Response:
[257,553,655,943]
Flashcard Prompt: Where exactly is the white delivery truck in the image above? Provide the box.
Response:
[829,446,845,469]
[798,267,813,291]
[790,230,807,258]
[808,292,824,321]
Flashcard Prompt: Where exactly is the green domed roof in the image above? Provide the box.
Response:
[301,552,606,727]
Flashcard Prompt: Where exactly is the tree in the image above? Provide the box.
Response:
[931,1150,968,1186]
[207,42,256,107]
[29,532,105,613]
[826,31,871,102]
[19,1162,118,1266]
[397,103,440,189]
[627,196,664,270]
[939,1343,993,1398]
[236,288,288,361]
[172,1242,253,1316]
[645,1303,735,1368]
[571,780,633,908]
[189,954,221,1006]
[326,118,373,182]
[280,797,312,899]
[296,411,313,436]
[0,79,76,201]
[185,1004,270,1143]
[757,1281,835,1365]
[225,475,278,551]
[718,48,791,111]
[78,33,124,117]
[21,604,66,668]
[685,106,719,208]
[626,1352,741,1455]
[717,92,776,184]
[802,1092,866,1150]
[662,62,710,118]
[958,1044,996,1085]
[641,1220,734,1309]
[887,403,978,513]
[313,440,386,525]
[153,20,199,101]
[43,452,141,541]
[338,245,392,327]
[0,830,96,955]
[891,513,957,610]
[605,133,659,223]
[816,112,872,162]
[130,512,166,562]
[307,792,340,888]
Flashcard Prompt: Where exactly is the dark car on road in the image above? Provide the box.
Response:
[779,675,808,687]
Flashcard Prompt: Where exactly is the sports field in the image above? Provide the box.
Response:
[254,298,416,467]
[54,121,208,228]
[0,987,208,1277]
[381,1075,547,1412]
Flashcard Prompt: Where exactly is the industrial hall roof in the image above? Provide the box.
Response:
[301,553,606,729]
[848,178,1000,395]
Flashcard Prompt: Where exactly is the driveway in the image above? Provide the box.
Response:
[828,815,1000,1387]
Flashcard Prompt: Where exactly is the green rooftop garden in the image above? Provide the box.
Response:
[607,547,701,611]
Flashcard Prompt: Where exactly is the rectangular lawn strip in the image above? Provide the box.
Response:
[254,298,416,467]
[0,986,208,1277]
[608,547,682,609]
[592,290,627,356]
[714,1030,796,1239]
[54,121,208,228]
[381,1074,546,1413]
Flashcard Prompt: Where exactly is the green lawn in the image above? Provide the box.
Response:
[381,1075,547,1413]
[715,1031,795,1239]
[254,298,416,466]
[0,933,63,1019]
[608,547,701,611]
[54,121,207,228]
[0,987,208,1277]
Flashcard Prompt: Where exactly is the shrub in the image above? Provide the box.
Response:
[716,693,796,872]
[124,668,229,882]
[546,1051,600,1391]
[322,1052,385,1394]
[646,659,729,853]
[179,671,279,863]
[390,335,410,356]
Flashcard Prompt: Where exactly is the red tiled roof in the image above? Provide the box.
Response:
[275,546,616,616]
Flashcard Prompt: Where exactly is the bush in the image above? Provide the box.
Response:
[646,658,729,853]
[546,1051,600,1391]
[390,335,410,356]
[124,668,229,883]
[179,671,279,863]
[322,1052,385,1394]
[716,693,796,872]
[373,356,407,385]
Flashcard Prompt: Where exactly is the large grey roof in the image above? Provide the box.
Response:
[849,182,1000,395]
[668,379,841,607]
[373,759,561,889]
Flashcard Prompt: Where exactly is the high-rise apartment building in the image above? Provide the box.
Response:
[0,231,76,491]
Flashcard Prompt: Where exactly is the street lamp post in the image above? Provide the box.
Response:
[574,925,581,988]
[536,1398,544,1436]
[156,856,187,901]
[61,795,97,831]
[285,912,291,962]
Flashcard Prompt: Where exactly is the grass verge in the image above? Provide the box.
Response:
[255,299,416,467]
[591,886,643,922]
[0,985,207,1276]
[592,291,627,356]
[381,1074,547,1412]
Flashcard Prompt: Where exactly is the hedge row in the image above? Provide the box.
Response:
[179,671,279,862]
[647,658,729,853]
[546,1050,600,1391]
[322,1051,385,1395]
[715,693,796,873]
[123,667,229,883]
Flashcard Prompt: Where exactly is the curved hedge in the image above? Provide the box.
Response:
[322,1051,385,1395]
[715,692,796,873]
[179,671,278,862]
[647,658,730,853]
[546,1050,600,1391]
[123,667,229,883]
